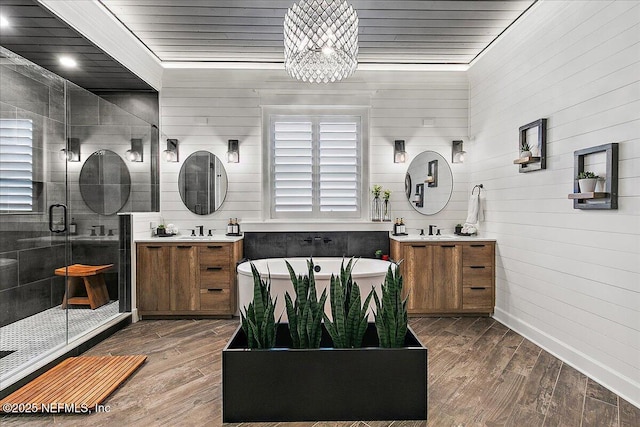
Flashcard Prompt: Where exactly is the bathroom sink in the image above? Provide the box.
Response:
[419,234,460,240]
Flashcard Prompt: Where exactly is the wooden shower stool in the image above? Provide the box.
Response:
[54,264,113,309]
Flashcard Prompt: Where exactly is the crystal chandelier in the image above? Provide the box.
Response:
[283,0,359,83]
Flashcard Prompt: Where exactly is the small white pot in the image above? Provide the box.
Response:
[578,178,597,193]
[520,150,532,158]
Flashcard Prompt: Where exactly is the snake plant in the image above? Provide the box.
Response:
[240,262,279,349]
[284,259,327,349]
[323,258,374,348]
[373,264,408,348]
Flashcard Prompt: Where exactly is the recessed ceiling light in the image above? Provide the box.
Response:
[59,56,77,68]
[0,15,9,27]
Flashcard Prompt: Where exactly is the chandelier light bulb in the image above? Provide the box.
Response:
[283,0,359,83]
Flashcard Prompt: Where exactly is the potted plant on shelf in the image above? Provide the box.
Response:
[577,171,600,193]
[520,140,532,158]
[222,259,427,423]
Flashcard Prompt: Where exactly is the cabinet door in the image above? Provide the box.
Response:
[431,244,462,311]
[137,245,171,312]
[403,244,434,312]
[170,245,199,311]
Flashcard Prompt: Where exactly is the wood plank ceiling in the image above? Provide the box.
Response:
[100,0,536,64]
[0,0,155,91]
[0,0,536,92]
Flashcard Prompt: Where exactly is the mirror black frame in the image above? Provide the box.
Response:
[405,151,453,215]
[178,150,228,215]
[79,149,131,215]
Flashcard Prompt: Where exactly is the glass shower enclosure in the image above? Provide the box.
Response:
[0,46,154,392]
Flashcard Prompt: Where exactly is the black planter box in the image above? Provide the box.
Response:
[222,323,427,422]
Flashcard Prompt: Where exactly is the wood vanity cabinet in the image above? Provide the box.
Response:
[136,240,243,318]
[390,240,495,315]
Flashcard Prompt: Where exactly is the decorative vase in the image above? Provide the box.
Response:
[578,178,597,193]
[382,200,391,222]
[371,196,382,221]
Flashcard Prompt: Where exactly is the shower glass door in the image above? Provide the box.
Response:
[0,46,72,386]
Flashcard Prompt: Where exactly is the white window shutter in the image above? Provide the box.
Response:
[319,122,358,212]
[273,121,313,213]
[0,119,33,212]
[271,117,361,219]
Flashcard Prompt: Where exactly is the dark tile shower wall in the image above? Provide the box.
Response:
[243,232,390,261]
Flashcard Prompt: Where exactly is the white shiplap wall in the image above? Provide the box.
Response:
[160,69,471,236]
[468,0,640,406]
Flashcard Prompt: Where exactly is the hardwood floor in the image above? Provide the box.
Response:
[1,317,638,426]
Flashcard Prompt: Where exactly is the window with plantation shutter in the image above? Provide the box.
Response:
[0,119,33,212]
[270,115,361,219]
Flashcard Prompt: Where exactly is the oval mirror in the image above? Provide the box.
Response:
[405,151,453,215]
[178,151,228,215]
[79,149,131,215]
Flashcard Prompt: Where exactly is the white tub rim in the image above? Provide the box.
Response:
[237,257,394,280]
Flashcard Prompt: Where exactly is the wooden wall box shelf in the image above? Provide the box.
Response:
[390,240,495,315]
[512,156,540,165]
[568,192,608,200]
[136,240,243,318]
[517,118,546,173]
[572,143,618,210]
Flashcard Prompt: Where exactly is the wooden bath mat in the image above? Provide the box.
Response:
[0,355,146,413]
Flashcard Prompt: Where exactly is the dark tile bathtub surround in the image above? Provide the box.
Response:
[243,232,390,261]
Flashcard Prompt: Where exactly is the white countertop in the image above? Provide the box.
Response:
[389,234,496,242]
[135,234,244,243]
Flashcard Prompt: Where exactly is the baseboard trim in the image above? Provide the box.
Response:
[493,307,639,408]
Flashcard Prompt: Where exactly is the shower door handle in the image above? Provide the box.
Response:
[48,204,67,233]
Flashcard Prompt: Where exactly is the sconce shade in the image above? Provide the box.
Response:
[394,140,406,163]
[164,138,179,162]
[227,139,239,163]
[126,138,143,162]
[452,140,466,163]
[61,137,80,162]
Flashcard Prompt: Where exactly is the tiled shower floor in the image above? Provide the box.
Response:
[0,301,120,381]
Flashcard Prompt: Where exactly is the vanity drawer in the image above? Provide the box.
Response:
[199,244,231,266]
[462,266,493,287]
[462,286,493,310]
[200,266,231,289]
[200,288,232,312]
[462,243,494,266]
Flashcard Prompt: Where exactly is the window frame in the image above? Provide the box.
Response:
[262,107,369,221]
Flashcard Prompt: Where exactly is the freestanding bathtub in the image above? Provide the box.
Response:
[237,257,395,321]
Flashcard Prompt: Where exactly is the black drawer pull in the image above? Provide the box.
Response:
[441,245,456,248]
[146,246,161,249]
[410,245,426,248]
[207,288,223,292]
[470,287,486,290]
[470,266,486,269]
[207,245,223,249]
[206,267,223,271]
[470,244,486,248]
[177,245,192,249]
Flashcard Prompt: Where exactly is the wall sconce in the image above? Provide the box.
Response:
[59,137,80,162]
[126,138,143,162]
[413,183,424,208]
[227,139,239,163]
[452,140,466,163]
[164,138,179,162]
[394,140,406,163]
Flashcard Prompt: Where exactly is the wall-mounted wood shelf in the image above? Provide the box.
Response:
[517,119,546,173]
[572,143,618,210]
[568,192,609,200]
[513,156,540,165]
